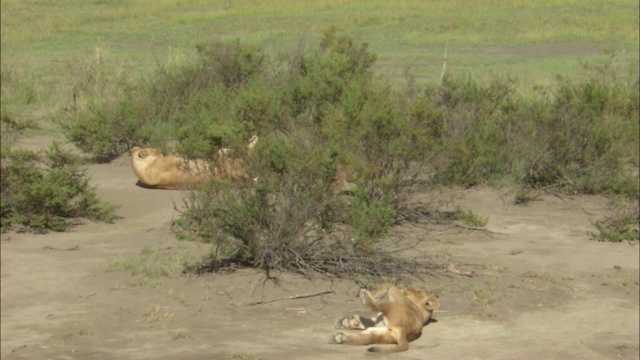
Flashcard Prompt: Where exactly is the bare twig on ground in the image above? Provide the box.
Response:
[79,292,96,299]
[385,238,423,254]
[447,263,476,277]
[42,245,80,251]
[454,222,489,231]
[233,290,335,307]
[11,345,27,353]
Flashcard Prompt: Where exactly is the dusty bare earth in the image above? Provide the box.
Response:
[2,136,639,360]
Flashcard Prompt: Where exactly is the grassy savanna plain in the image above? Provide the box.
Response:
[1,0,638,120]
[1,1,639,360]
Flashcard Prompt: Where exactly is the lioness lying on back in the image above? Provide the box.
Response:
[130,136,257,190]
[329,283,440,353]
[130,147,211,190]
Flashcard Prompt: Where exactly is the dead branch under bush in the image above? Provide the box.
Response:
[186,241,440,286]
[233,289,335,307]
[310,248,438,284]
[182,203,456,284]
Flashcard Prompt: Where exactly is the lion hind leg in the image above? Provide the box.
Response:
[367,328,409,353]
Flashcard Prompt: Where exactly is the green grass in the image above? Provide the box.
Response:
[102,246,191,281]
[472,287,496,308]
[456,208,489,229]
[590,210,640,242]
[2,0,637,93]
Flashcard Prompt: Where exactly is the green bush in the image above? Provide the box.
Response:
[419,62,638,197]
[174,30,421,275]
[195,39,266,91]
[1,142,119,233]
[62,30,639,277]
[523,72,639,197]
[175,132,345,274]
[65,97,153,162]
[284,26,376,123]
[427,75,524,186]
[350,188,397,250]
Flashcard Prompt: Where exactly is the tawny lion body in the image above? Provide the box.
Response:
[130,147,211,190]
[130,136,257,190]
[329,283,440,353]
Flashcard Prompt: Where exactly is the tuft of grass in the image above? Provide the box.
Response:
[167,288,187,304]
[456,207,489,229]
[590,211,639,242]
[483,264,509,274]
[472,288,495,308]
[525,269,555,281]
[103,247,191,281]
[613,270,639,288]
[433,248,452,261]
[75,329,95,337]
[169,330,193,341]
[115,278,163,289]
[227,354,260,360]
[514,187,542,205]
[143,305,174,324]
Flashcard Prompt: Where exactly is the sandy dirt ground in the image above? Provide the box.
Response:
[1,136,639,360]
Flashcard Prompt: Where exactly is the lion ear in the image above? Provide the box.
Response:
[425,298,440,311]
[138,150,148,158]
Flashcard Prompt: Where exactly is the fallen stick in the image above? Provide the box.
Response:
[11,344,27,353]
[234,290,335,307]
[42,245,80,251]
[447,263,475,277]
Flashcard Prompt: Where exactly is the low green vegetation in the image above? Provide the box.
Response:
[591,211,640,243]
[103,246,191,280]
[1,75,119,233]
[63,30,639,194]
[53,29,637,276]
[456,208,489,229]
[514,187,542,205]
[472,288,496,308]
[2,0,638,91]
[0,136,118,233]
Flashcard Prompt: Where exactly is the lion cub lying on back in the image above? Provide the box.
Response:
[130,136,257,190]
[329,283,440,353]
